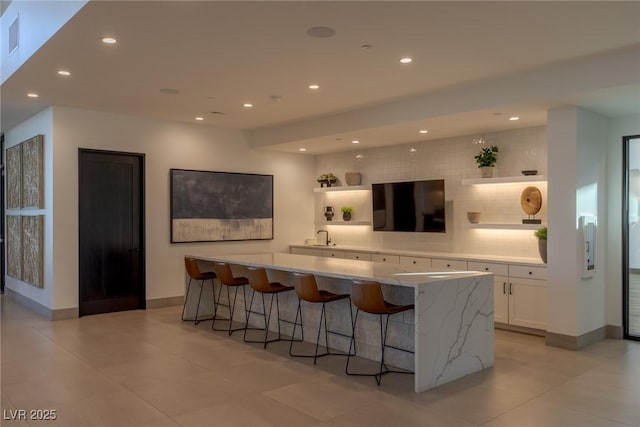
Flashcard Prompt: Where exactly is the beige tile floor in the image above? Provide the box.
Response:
[1,295,640,427]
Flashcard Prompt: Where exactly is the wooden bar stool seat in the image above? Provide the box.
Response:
[346,280,414,385]
[210,262,250,336]
[289,273,356,364]
[181,257,216,325]
[243,267,301,348]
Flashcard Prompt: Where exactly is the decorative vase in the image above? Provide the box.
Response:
[343,212,352,221]
[538,239,547,263]
[345,172,361,186]
[481,166,494,178]
[324,206,334,221]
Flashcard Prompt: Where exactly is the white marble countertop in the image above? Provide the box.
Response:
[191,252,491,288]
[290,243,545,266]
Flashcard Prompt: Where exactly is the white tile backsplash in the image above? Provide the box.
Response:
[315,126,547,258]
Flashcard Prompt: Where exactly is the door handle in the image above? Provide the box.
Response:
[509,283,513,295]
[503,282,506,294]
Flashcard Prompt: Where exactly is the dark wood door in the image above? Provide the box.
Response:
[79,149,145,316]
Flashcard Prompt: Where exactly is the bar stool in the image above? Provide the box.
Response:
[346,280,414,385]
[288,273,356,364]
[244,267,299,349]
[181,257,216,325]
[210,262,250,336]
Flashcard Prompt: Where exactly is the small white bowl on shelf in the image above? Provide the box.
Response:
[466,212,482,224]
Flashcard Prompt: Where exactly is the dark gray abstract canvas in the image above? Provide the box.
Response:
[171,169,273,242]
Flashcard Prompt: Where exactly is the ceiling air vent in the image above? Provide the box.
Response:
[8,16,19,54]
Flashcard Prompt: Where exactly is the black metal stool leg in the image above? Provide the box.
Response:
[194,279,214,325]
[181,278,193,322]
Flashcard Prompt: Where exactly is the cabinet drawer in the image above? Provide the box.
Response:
[344,251,372,261]
[468,261,508,276]
[399,256,431,267]
[371,254,400,264]
[322,249,347,259]
[432,258,468,270]
[509,265,547,280]
[291,247,324,256]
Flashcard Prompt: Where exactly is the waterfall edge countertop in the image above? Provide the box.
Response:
[188,252,495,393]
[189,252,491,288]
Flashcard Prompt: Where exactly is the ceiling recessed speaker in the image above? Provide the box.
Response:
[307,26,336,38]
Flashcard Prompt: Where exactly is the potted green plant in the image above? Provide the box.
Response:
[341,206,353,221]
[534,226,547,263]
[474,145,499,178]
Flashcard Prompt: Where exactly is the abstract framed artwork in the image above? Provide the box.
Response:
[170,169,274,243]
[22,215,44,287]
[22,135,44,209]
[6,216,22,279]
[6,144,22,209]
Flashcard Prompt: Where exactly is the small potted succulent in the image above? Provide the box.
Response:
[534,226,547,263]
[341,206,353,221]
[474,145,499,178]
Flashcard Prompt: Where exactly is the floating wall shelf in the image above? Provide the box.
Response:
[467,223,543,230]
[313,185,369,193]
[461,175,546,185]
[317,220,371,226]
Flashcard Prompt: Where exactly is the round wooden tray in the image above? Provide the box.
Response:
[520,186,542,215]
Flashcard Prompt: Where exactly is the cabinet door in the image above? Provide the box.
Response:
[432,258,468,271]
[493,275,509,324]
[509,265,548,280]
[468,261,509,276]
[290,247,323,256]
[344,251,372,261]
[399,256,431,267]
[371,254,400,264]
[322,249,347,259]
[508,278,547,330]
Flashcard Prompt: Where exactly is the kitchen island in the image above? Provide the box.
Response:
[190,252,494,392]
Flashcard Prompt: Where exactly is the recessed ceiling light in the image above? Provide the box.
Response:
[195,116,204,121]
[243,103,253,108]
[27,92,39,98]
[509,116,520,121]
[57,70,71,76]
[307,26,336,38]
[419,129,428,134]
[299,148,307,152]
[101,37,117,44]
[400,57,413,64]
[308,84,320,90]
[351,140,360,144]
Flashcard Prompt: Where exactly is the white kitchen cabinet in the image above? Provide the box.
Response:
[344,251,372,261]
[432,258,468,271]
[322,249,347,259]
[371,254,400,264]
[507,277,547,330]
[399,256,431,267]
[290,247,324,256]
[493,275,510,324]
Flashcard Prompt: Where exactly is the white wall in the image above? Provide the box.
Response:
[314,126,547,259]
[547,106,611,337]
[3,107,54,309]
[7,106,315,310]
[576,108,609,335]
[606,114,640,327]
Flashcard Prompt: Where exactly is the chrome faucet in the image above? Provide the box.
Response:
[317,229,331,246]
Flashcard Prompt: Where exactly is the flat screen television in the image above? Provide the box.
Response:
[371,179,445,232]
